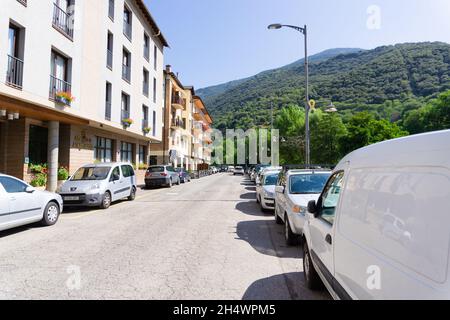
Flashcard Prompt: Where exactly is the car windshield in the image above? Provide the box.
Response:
[148,166,165,173]
[263,174,279,186]
[235,167,243,170]
[71,167,111,181]
[289,173,330,194]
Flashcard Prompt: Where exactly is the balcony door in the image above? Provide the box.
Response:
[8,26,18,57]
[56,0,70,12]
[52,52,67,81]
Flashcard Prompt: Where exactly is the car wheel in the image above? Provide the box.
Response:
[100,191,112,209]
[128,186,136,201]
[303,241,324,290]
[285,215,300,246]
[41,201,60,226]
[168,179,173,188]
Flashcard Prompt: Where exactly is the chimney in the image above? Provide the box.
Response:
[165,65,172,73]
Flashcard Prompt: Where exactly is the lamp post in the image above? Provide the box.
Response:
[268,23,310,166]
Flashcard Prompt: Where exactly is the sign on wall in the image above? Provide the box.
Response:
[72,130,93,150]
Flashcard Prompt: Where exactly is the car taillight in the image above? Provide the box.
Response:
[161,173,168,177]
[145,172,151,177]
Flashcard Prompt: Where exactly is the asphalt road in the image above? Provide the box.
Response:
[0,173,330,300]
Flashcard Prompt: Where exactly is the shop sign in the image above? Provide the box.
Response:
[73,130,93,150]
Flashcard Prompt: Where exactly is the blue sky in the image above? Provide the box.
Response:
[145,0,450,89]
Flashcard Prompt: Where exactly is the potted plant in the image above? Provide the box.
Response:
[122,118,134,127]
[143,127,152,135]
[57,167,70,188]
[30,173,47,190]
[55,91,75,106]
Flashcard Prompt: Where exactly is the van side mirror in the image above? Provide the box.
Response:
[275,185,285,193]
[307,200,318,215]
[113,174,120,181]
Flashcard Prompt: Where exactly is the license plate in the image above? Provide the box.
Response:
[64,196,80,201]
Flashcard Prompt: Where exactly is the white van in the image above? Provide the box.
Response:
[302,130,450,300]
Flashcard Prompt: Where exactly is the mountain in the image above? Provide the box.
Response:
[197,48,363,103]
[198,42,450,130]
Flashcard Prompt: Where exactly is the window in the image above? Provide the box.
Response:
[123,5,132,40]
[144,33,150,61]
[108,0,114,20]
[105,82,112,120]
[0,176,28,193]
[121,165,135,177]
[50,50,71,99]
[120,142,133,163]
[121,92,130,120]
[152,110,156,136]
[6,23,24,88]
[153,45,157,70]
[122,48,131,82]
[142,105,149,131]
[94,136,113,163]
[143,69,149,96]
[53,0,74,39]
[318,172,345,225]
[110,166,120,181]
[107,32,113,69]
[153,77,157,103]
[138,146,146,165]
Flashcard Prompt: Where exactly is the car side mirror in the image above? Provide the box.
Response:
[275,186,285,193]
[307,200,318,216]
[26,186,36,193]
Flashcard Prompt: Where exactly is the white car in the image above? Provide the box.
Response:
[256,166,282,185]
[302,129,450,300]
[57,162,137,209]
[275,169,330,245]
[256,170,281,210]
[233,166,245,175]
[0,174,63,232]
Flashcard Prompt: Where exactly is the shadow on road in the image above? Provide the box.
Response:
[235,219,301,258]
[235,201,267,217]
[242,272,330,300]
[240,192,256,200]
[0,223,45,238]
[245,186,256,192]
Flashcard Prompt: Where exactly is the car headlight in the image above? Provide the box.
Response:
[264,190,274,198]
[90,183,100,190]
[293,205,306,214]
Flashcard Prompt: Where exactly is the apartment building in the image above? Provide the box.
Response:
[0,0,168,190]
[150,65,213,170]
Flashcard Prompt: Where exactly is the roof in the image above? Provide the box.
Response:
[82,162,132,168]
[135,0,169,47]
[193,95,214,124]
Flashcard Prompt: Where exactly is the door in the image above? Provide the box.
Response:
[275,173,287,219]
[120,165,134,196]
[0,176,42,225]
[0,184,11,229]
[308,171,345,292]
[109,166,123,201]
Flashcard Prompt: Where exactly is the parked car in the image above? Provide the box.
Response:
[274,169,331,246]
[58,162,136,209]
[302,130,450,300]
[176,168,191,183]
[211,166,218,174]
[256,170,281,211]
[228,166,235,173]
[233,166,245,175]
[0,174,63,232]
[145,165,180,188]
[256,166,282,185]
[251,164,270,182]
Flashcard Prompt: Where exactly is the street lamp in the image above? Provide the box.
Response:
[325,102,337,113]
[268,23,310,166]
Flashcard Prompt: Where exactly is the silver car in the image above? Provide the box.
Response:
[57,162,137,209]
[275,169,331,246]
[256,170,281,210]
[0,174,63,232]
[145,165,180,188]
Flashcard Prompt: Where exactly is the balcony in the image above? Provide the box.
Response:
[6,55,24,89]
[193,112,203,121]
[49,75,72,101]
[171,118,185,130]
[107,50,113,69]
[52,3,74,40]
[171,95,185,110]
[122,64,131,82]
[142,119,149,132]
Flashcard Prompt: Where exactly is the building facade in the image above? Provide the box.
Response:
[0,0,168,190]
[150,65,213,170]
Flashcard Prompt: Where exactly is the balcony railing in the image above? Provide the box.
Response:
[142,119,149,131]
[122,64,131,82]
[121,110,130,121]
[172,95,186,109]
[52,3,74,39]
[107,50,113,69]
[49,75,72,100]
[105,101,112,121]
[123,23,132,40]
[171,118,185,129]
[6,55,24,88]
